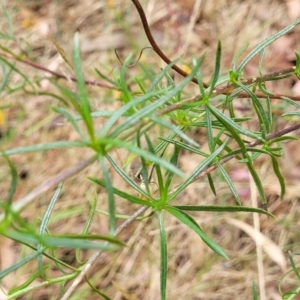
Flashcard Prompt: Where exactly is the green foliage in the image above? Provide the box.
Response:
[0,4,300,299]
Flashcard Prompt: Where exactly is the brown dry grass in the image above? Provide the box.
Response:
[1,0,300,299]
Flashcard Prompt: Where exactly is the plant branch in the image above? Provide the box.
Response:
[172,122,300,191]
[212,67,297,96]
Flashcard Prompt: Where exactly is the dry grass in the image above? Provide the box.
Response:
[1,0,300,299]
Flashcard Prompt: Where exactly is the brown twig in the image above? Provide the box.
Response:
[131,0,209,87]
[115,46,152,67]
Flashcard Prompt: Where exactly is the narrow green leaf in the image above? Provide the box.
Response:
[99,156,115,234]
[105,153,156,201]
[288,251,300,281]
[252,282,259,300]
[39,183,62,236]
[168,140,228,202]
[6,273,77,300]
[281,96,300,110]
[0,63,13,93]
[207,173,217,196]
[4,155,18,207]
[26,88,70,106]
[95,67,117,85]
[241,148,285,199]
[85,276,112,300]
[159,137,208,157]
[88,177,155,207]
[163,67,177,90]
[209,40,222,94]
[205,105,214,151]
[136,131,151,195]
[144,133,164,200]
[2,5,14,38]
[258,81,274,96]
[238,18,300,71]
[258,48,266,76]
[98,88,168,137]
[155,132,177,154]
[0,56,32,90]
[76,110,115,120]
[295,51,300,73]
[266,93,273,129]
[164,144,181,195]
[8,267,49,295]
[118,54,134,103]
[135,76,147,94]
[0,251,42,280]
[76,196,98,264]
[208,104,262,140]
[216,162,241,205]
[247,160,267,206]
[222,146,284,200]
[0,239,77,280]
[73,33,95,140]
[151,115,199,147]
[282,111,300,118]
[111,58,205,138]
[148,58,182,92]
[268,136,298,143]
[212,128,226,153]
[235,81,269,133]
[96,209,153,220]
[231,42,249,70]
[84,197,97,235]
[269,155,285,199]
[165,206,229,259]
[50,81,82,112]
[193,57,206,97]
[102,138,184,177]
[4,231,121,250]
[158,212,168,300]
[174,205,274,217]
[38,183,63,279]
[0,141,86,157]
[52,107,86,140]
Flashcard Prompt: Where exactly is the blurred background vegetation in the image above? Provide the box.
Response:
[1,0,300,299]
